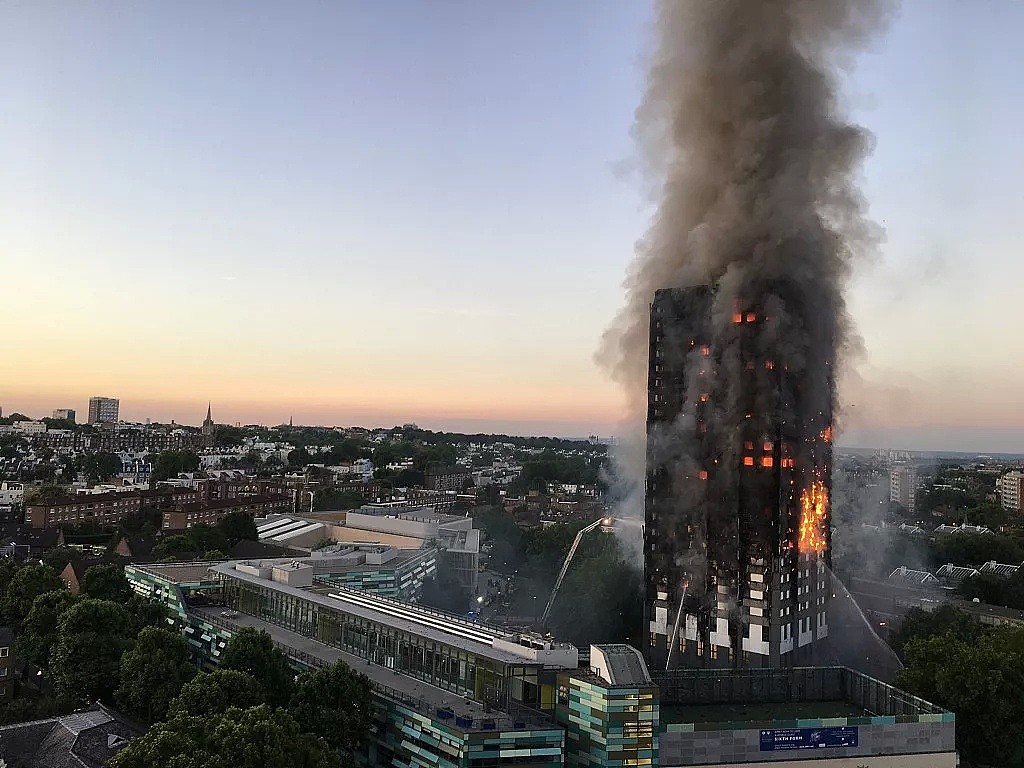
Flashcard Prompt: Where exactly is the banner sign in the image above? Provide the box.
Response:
[759,726,858,751]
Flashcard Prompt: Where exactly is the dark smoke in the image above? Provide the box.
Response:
[600,0,889,499]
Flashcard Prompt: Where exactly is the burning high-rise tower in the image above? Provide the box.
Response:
[644,285,833,670]
[597,0,886,670]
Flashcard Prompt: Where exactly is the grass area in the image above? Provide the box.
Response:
[660,700,869,725]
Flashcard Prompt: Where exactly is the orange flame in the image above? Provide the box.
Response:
[798,481,828,554]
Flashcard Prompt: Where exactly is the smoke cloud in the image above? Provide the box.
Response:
[600,0,889,506]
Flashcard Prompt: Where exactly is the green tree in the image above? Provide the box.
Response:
[14,590,82,667]
[151,534,196,561]
[168,669,267,719]
[471,450,497,468]
[183,524,228,553]
[42,545,84,572]
[393,468,425,487]
[25,483,71,506]
[126,593,171,635]
[892,605,984,657]
[476,506,525,573]
[0,695,63,725]
[288,447,313,467]
[107,705,340,768]
[81,564,132,603]
[41,417,75,431]
[115,627,196,723]
[323,439,369,464]
[2,563,64,628]
[928,533,1024,570]
[959,570,1024,611]
[219,627,295,707]
[51,599,133,705]
[78,452,123,483]
[415,443,457,471]
[546,533,642,648]
[214,424,245,447]
[288,661,372,761]
[0,560,20,600]
[313,488,365,512]
[0,435,27,460]
[216,510,258,546]
[897,627,1024,766]
[151,450,200,482]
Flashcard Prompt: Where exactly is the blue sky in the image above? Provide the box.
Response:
[0,1,1021,451]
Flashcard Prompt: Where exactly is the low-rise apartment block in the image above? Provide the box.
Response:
[424,465,472,492]
[163,494,292,531]
[12,420,46,434]
[27,487,203,528]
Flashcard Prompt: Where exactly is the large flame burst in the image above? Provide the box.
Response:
[798,480,828,554]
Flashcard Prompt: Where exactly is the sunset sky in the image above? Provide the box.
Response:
[1,1,1022,451]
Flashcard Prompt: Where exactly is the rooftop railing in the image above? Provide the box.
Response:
[653,665,949,718]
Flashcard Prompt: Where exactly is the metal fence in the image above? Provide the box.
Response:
[842,668,946,716]
[652,666,948,717]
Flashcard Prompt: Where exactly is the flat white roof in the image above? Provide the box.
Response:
[272,522,323,541]
[208,560,575,666]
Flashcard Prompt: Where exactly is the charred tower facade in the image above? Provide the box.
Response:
[644,286,833,670]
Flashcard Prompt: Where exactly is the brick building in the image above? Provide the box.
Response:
[162,494,292,531]
[26,487,202,529]
[207,478,293,503]
[32,428,205,453]
[424,465,472,492]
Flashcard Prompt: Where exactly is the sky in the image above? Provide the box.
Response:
[0,1,1022,451]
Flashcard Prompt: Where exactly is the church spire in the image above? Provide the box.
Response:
[202,401,216,446]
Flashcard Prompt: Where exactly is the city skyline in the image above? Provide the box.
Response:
[2,1,1023,451]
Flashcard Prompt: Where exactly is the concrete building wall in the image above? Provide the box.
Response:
[659,719,955,767]
[889,465,917,513]
[13,420,46,434]
[678,757,955,768]
[1000,471,1023,513]
[88,397,119,424]
[345,511,436,539]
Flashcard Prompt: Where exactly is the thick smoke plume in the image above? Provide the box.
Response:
[601,0,889,527]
